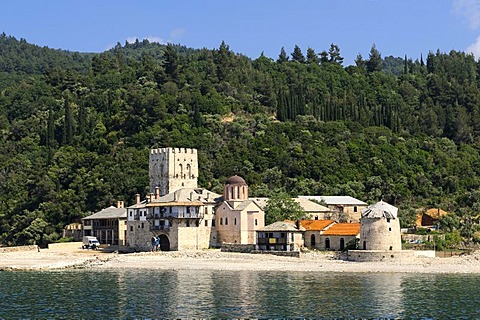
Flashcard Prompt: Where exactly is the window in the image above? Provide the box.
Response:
[130,226,133,232]
[186,220,190,227]
[325,238,331,249]
[212,219,216,227]
[315,216,318,220]
[141,223,144,229]
[311,234,316,246]
[389,227,392,231]
[363,241,367,250]
[354,206,358,212]
[389,246,393,251]
[225,217,228,225]
[220,218,223,225]
[205,220,208,227]
[387,218,391,223]
[234,218,237,225]
[255,219,258,226]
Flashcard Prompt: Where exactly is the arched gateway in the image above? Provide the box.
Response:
[159,234,170,251]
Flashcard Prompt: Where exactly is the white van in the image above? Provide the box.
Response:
[82,236,100,250]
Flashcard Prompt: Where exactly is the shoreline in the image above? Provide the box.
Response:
[2,248,480,274]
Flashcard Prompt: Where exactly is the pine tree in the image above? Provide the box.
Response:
[63,96,73,145]
[366,44,382,72]
[328,44,343,65]
[291,45,305,63]
[306,48,318,65]
[277,47,289,63]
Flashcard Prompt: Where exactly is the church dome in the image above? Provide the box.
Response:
[225,175,247,186]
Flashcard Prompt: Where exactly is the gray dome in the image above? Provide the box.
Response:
[225,175,247,185]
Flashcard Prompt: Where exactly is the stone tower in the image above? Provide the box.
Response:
[149,147,198,195]
[359,201,402,251]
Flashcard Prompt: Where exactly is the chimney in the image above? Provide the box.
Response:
[117,201,124,208]
[135,194,140,204]
[155,187,160,199]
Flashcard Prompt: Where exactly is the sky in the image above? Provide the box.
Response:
[1,0,480,65]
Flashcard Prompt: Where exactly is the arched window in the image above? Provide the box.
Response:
[234,218,237,225]
[179,163,183,178]
[310,234,316,247]
[340,238,345,251]
[186,164,191,178]
[325,238,330,249]
[225,217,229,225]
[220,217,223,225]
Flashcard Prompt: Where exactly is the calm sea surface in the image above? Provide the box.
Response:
[1,269,480,319]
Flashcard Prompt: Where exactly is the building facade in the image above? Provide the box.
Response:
[82,201,127,246]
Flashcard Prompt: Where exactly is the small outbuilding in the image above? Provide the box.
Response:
[256,221,304,251]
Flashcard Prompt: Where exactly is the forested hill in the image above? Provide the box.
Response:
[1,35,480,245]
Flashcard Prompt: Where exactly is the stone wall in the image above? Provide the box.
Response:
[48,242,82,250]
[347,250,416,262]
[221,243,256,253]
[251,250,301,258]
[0,245,39,253]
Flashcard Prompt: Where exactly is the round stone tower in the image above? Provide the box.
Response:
[224,175,248,201]
[359,201,402,251]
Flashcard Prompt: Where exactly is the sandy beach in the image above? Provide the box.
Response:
[2,246,480,273]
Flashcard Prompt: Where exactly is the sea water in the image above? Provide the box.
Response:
[1,270,480,319]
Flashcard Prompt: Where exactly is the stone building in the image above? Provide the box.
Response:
[359,201,401,251]
[301,220,335,250]
[256,221,305,251]
[216,175,265,245]
[82,201,127,246]
[299,196,367,222]
[320,223,360,251]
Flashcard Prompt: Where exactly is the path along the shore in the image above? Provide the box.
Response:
[2,247,480,273]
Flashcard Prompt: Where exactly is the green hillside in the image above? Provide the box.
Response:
[1,35,479,245]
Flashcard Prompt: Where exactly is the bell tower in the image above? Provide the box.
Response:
[149,147,198,195]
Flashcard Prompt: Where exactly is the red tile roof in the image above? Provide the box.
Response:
[300,220,335,231]
[322,223,360,236]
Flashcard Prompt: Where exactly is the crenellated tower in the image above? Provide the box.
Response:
[149,147,198,195]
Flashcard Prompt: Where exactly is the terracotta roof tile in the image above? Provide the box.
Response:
[322,223,360,236]
[300,220,335,231]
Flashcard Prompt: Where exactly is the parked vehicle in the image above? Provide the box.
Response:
[82,236,100,250]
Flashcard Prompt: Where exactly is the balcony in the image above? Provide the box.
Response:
[151,225,170,231]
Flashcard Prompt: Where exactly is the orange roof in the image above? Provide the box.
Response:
[425,208,448,219]
[322,223,360,236]
[300,220,335,231]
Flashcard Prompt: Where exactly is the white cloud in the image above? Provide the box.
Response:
[466,35,480,58]
[170,28,186,39]
[454,0,480,29]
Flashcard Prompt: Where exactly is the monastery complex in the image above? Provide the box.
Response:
[82,147,405,257]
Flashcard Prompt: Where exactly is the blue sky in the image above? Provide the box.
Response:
[1,0,480,65]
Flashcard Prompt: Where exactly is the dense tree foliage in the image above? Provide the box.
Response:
[2,34,480,245]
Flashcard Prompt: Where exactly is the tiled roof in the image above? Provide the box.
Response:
[425,208,448,219]
[300,220,335,231]
[258,221,304,232]
[147,188,221,207]
[82,206,127,220]
[299,196,367,206]
[294,198,330,212]
[322,223,360,236]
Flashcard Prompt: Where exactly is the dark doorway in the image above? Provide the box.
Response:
[363,241,366,250]
[340,238,345,251]
[310,234,316,247]
[325,238,330,249]
[159,234,170,251]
